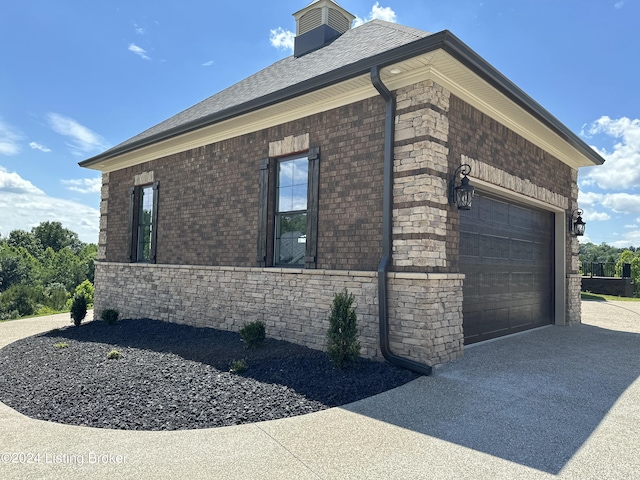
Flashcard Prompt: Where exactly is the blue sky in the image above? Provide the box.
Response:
[1,0,638,246]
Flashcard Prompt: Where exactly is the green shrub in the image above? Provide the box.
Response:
[73,280,94,307]
[100,308,119,325]
[326,289,361,369]
[229,359,248,374]
[239,321,266,348]
[43,283,69,311]
[53,342,68,349]
[70,294,87,327]
[107,349,121,360]
[0,284,41,317]
[37,306,57,316]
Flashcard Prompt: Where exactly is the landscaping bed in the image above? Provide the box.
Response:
[0,318,419,431]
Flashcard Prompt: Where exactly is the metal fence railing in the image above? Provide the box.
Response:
[580,262,631,278]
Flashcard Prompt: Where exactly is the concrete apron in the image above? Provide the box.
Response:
[0,301,639,479]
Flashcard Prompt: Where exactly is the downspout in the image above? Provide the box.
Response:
[371,66,433,376]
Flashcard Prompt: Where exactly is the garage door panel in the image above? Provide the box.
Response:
[461,192,554,344]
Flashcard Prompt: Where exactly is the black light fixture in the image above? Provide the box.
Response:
[570,208,586,236]
[449,164,475,210]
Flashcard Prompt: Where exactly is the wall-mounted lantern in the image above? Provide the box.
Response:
[449,164,475,210]
[570,208,586,236]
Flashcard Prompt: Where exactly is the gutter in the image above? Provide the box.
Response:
[80,30,604,169]
[370,66,433,376]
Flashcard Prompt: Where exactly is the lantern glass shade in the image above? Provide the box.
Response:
[574,215,586,236]
[455,176,475,210]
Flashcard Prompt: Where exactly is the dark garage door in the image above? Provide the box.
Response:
[460,192,554,344]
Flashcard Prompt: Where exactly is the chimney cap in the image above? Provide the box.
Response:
[293,0,356,36]
[292,0,356,56]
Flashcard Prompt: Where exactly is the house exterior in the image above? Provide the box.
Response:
[80,0,604,372]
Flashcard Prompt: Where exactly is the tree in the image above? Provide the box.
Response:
[0,223,97,320]
[32,221,84,254]
[6,230,44,259]
[615,250,640,296]
[0,245,38,292]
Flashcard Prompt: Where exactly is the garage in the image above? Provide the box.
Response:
[460,192,555,344]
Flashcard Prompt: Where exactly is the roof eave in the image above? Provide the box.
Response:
[80,30,604,169]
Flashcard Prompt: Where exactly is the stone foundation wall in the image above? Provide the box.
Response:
[566,274,583,325]
[94,262,464,366]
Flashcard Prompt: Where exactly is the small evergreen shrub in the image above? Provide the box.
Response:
[327,289,361,369]
[74,280,95,307]
[107,349,121,360]
[239,321,266,348]
[101,308,119,325]
[229,359,248,374]
[70,294,87,327]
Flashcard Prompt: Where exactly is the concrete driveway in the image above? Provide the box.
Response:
[1,302,639,479]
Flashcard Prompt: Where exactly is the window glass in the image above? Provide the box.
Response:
[277,158,308,212]
[275,157,308,266]
[137,185,154,262]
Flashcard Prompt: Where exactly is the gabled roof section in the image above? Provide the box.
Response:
[80,20,605,170]
[81,21,428,167]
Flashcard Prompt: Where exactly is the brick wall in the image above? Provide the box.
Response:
[104,97,386,271]
[447,94,581,325]
[93,262,464,366]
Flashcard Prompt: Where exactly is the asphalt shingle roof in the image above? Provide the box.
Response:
[112,20,431,152]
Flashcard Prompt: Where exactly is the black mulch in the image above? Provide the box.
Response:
[0,318,419,431]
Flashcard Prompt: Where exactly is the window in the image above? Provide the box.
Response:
[257,147,319,269]
[275,156,308,266]
[129,182,159,263]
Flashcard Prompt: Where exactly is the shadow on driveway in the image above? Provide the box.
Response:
[344,322,640,474]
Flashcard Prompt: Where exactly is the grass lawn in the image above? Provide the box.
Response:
[581,292,640,302]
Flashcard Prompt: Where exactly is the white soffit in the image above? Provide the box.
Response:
[385,50,593,169]
[92,49,594,172]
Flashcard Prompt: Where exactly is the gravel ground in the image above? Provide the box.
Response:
[0,318,419,431]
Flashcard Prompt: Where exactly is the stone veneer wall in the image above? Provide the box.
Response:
[566,169,582,325]
[97,172,109,261]
[93,262,464,366]
[392,80,452,273]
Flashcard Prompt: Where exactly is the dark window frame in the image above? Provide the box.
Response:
[257,147,319,269]
[129,181,159,263]
[275,154,309,267]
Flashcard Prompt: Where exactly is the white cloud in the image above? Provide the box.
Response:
[610,230,640,248]
[581,116,640,189]
[0,166,43,195]
[624,224,637,229]
[0,119,23,156]
[600,193,640,213]
[29,141,51,153]
[615,1,625,9]
[61,177,102,194]
[353,2,398,28]
[128,43,151,60]
[0,166,98,243]
[134,23,146,35]
[201,60,214,67]
[269,27,295,51]
[579,190,640,215]
[47,113,109,156]
[582,211,611,222]
[578,234,591,244]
